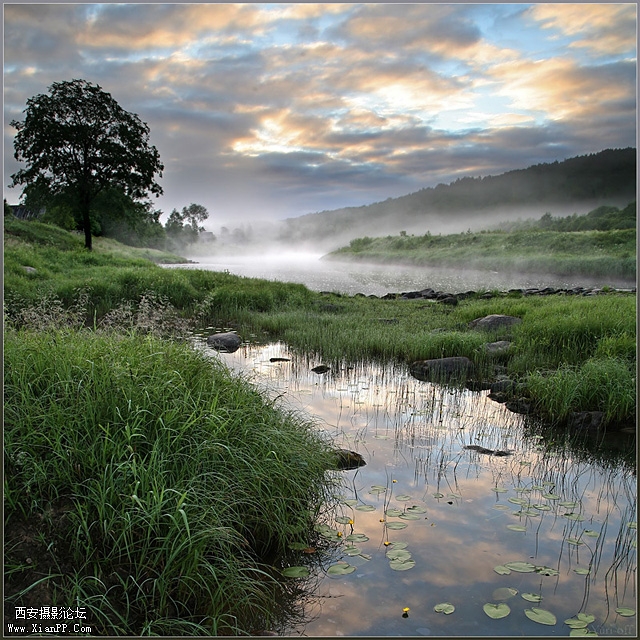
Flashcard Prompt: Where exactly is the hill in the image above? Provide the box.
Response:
[278,148,636,249]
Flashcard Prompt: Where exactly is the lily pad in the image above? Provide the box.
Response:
[355,504,376,512]
[483,603,511,619]
[432,492,444,498]
[343,545,362,556]
[564,513,585,521]
[522,593,542,603]
[565,613,596,628]
[535,566,560,576]
[341,499,358,507]
[327,563,356,576]
[569,630,598,637]
[385,521,408,530]
[507,524,527,532]
[387,541,408,549]
[567,538,584,546]
[559,501,579,508]
[583,530,599,538]
[389,558,416,571]
[492,587,518,601]
[396,494,413,501]
[615,607,635,617]
[574,568,591,575]
[493,487,509,493]
[335,516,353,524]
[493,504,511,511]
[434,603,455,614]
[508,497,529,506]
[505,561,537,573]
[525,608,557,625]
[533,504,552,511]
[406,505,427,514]
[494,565,512,575]
[386,549,412,561]
[282,566,310,578]
[345,533,369,543]
[543,493,561,500]
[627,522,637,529]
[399,512,422,520]
[369,486,388,495]
[386,508,404,517]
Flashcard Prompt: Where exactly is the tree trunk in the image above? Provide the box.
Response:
[80,193,92,250]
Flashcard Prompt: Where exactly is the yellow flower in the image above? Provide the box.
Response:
[379,518,385,522]
[384,541,390,546]
[348,519,354,525]
[402,607,410,613]
[392,479,398,483]
[337,531,342,537]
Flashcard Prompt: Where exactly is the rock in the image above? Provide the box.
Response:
[410,357,474,383]
[22,266,37,274]
[567,411,605,432]
[269,357,290,362]
[206,332,242,353]
[311,365,330,374]
[484,340,512,355]
[469,314,522,331]
[464,445,512,456]
[333,449,366,470]
[504,398,534,415]
[490,379,518,394]
[439,296,458,306]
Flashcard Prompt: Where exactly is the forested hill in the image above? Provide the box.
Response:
[278,148,636,248]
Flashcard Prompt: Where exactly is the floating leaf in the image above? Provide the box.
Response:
[492,587,518,601]
[564,513,585,521]
[507,524,527,532]
[389,558,416,571]
[483,603,511,619]
[327,563,356,576]
[493,504,511,511]
[505,561,537,573]
[525,608,557,625]
[574,568,591,575]
[319,528,341,539]
[559,501,579,508]
[396,494,413,501]
[533,504,552,511]
[565,613,596,628]
[615,607,635,617]
[388,541,408,549]
[569,630,598,637]
[369,486,387,495]
[386,521,408,530]
[345,533,369,543]
[448,493,462,499]
[627,522,637,529]
[508,497,529,506]
[493,487,509,493]
[386,508,404,517]
[535,566,559,576]
[406,505,427,514]
[355,504,376,512]
[335,516,353,524]
[543,493,561,500]
[343,545,361,556]
[399,512,422,520]
[282,566,309,578]
[434,603,455,614]
[341,499,358,507]
[515,487,532,493]
[583,530,599,538]
[521,509,540,517]
[387,549,412,561]
[522,593,542,603]
[567,538,584,546]
[494,565,512,575]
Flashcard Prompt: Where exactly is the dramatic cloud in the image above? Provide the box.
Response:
[3,3,636,227]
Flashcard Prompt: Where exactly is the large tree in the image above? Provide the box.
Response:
[10,79,164,250]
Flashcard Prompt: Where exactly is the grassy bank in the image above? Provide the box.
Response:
[327,228,636,280]
[5,329,337,635]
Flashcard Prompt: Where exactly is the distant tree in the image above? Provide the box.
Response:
[4,199,14,217]
[9,79,164,250]
[164,203,209,248]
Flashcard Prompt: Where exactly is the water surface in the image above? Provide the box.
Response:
[205,340,636,637]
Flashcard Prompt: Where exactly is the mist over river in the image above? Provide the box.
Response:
[164,252,633,296]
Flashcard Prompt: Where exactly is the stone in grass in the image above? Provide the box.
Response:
[469,315,522,332]
[207,332,242,353]
[410,357,473,383]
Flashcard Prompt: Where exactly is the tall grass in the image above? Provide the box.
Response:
[4,329,338,634]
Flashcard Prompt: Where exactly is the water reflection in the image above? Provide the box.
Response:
[205,340,636,637]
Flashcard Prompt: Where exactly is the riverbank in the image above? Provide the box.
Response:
[326,227,636,280]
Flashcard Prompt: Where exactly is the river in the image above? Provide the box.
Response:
[164,252,634,297]
[179,256,636,636]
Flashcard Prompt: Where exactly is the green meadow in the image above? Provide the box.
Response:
[4,215,636,634]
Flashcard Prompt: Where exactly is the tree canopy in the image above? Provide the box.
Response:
[10,79,164,250]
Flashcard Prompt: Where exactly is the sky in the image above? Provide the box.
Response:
[3,2,637,228]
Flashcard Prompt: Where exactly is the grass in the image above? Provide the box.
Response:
[328,228,637,279]
[4,328,338,635]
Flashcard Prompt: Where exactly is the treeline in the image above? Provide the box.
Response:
[280,148,637,244]
[496,202,636,232]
